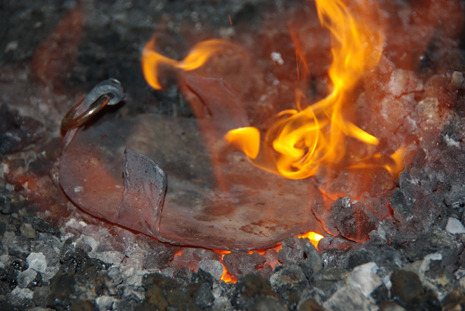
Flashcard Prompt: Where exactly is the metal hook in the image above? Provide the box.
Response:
[61,78,125,132]
[61,94,112,131]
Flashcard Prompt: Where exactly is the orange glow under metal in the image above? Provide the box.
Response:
[219,254,237,283]
[298,231,324,248]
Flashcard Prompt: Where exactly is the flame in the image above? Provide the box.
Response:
[140,0,408,251]
[218,254,237,283]
[140,0,405,180]
[212,249,236,283]
[225,127,260,159]
[298,231,324,248]
[225,0,401,179]
[142,38,242,90]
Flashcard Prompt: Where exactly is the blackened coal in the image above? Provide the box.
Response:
[142,244,182,270]
[1,89,465,310]
[326,197,378,243]
[0,105,43,155]
[31,217,57,235]
[224,251,266,279]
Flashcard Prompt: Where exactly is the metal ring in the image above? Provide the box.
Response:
[61,93,113,131]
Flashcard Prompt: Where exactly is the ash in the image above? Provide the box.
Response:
[2,0,465,310]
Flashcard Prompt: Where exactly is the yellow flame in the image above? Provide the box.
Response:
[142,38,242,90]
[141,0,404,180]
[225,127,260,159]
[298,231,324,248]
[225,0,390,179]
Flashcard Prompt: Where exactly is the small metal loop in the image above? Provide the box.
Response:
[61,93,113,131]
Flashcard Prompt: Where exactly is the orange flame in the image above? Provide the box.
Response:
[142,38,243,90]
[225,0,404,179]
[216,253,237,283]
[141,0,404,180]
[140,0,409,252]
[298,231,324,249]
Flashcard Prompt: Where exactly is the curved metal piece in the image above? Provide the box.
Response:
[61,94,111,131]
[61,78,125,132]
[59,113,324,250]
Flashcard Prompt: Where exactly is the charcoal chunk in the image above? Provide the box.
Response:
[323,284,376,311]
[318,236,354,251]
[32,218,57,235]
[270,264,308,310]
[390,269,440,310]
[391,270,423,305]
[197,259,223,281]
[139,273,198,311]
[194,282,214,309]
[389,189,411,219]
[0,104,43,155]
[47,273,76,310]
[379,302,407,311]
[232,274,277,309]
[224,251,266,279]
[402,230,462,267]
[279,238,306,264]
[0,264,19,290]
[0,197,18,215]
[442,288,465,310]
[11,259,28,272]
[60,248,89,275]
[297,299,325,311]
[347,246,402,271]
[142,244,181,270]
[299,241,323,282]
[250,296,286,311]
[192,268,215,286]
[327,197,378,243]
[444,184,465,210]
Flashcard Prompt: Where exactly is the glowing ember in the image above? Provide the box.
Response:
[219,256,237,284]
[212,249,236,283]
[139,0,401,247]
[134,0,461,249]
[298,231,324,248]
[213,251,236,283]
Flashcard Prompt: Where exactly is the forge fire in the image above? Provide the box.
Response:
[2,0,465,309]
[59,0,461,249]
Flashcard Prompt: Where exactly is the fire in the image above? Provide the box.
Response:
[214,251,237,284]
[139,0,418,248]
[298,231,324,249]
[219,258,237,284]
[141,0,404,180]
[142,38,243,90]
[226,0,402,179]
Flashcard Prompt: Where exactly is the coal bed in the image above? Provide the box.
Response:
[2,0,465,310]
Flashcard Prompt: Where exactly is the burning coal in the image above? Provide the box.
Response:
[139,0,461,244]
[55,0,462,260]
